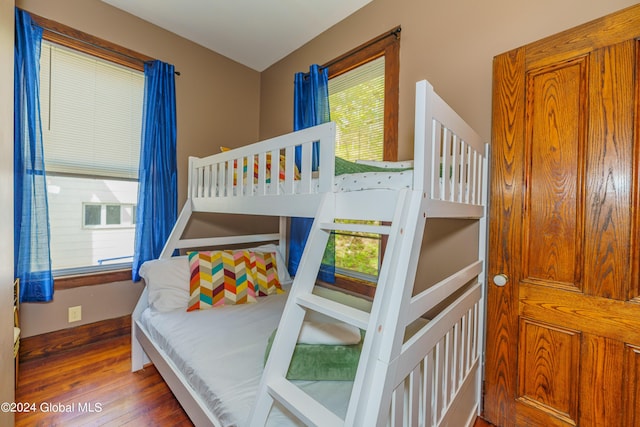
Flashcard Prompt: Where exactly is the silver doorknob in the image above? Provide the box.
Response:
[493,274,508,287]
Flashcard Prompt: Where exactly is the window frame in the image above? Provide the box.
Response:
[324,27,401,295]
[30,13,152,73]
[326,27,400,161]
[28,11,152,289]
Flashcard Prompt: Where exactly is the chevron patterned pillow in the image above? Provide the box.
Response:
[187,250,257,311]
[252,251,284,296]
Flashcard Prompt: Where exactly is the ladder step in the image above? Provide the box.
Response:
[296,293,370,330]
[319,222,391,235]
[268,377,344,427]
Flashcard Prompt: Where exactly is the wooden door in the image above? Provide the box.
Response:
[485,5,640,426]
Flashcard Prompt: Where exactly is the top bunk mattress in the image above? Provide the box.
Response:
[333,157,412,192]
[225,157,414,196]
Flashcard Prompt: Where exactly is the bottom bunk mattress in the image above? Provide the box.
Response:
[138,289,368,426]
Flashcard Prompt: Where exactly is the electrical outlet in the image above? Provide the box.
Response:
[68,305,82,323]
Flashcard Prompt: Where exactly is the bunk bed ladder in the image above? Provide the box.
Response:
[346,188,428,427]
[249,188,427,426]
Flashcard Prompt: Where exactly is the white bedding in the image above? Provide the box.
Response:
[224,170,414,197]
[333,170,412,192]
[139,289,364,426]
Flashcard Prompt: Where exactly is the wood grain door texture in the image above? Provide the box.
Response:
[485,4,640,426]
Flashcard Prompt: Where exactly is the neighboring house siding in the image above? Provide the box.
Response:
[47,176,136,270]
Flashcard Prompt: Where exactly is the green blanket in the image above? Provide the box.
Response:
[264,328,364,381]
[334,156,411,176]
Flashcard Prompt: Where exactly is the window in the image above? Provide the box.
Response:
[84,205,102,226]
[326,28,400,290]
[83,203,136,228]
[30,13,152,282]
[40,41,144,275]
[330,56,385,161]
[329,57,385,282]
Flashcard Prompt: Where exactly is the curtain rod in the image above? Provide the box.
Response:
[44,27,181,76]
[26,10,181,75]
[321,26,401,71]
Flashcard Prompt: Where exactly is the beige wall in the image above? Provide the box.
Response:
[259,0,639,157]
[15,0,263,337]
[1,0,15,423]
[19,280,144,337]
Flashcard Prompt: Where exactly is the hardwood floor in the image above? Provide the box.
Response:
[475,417,496,427]
[15,328,495,426]
[15,334,192,426]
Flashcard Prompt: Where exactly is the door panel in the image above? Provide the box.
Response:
[625,345,640,426]
[524,58,586,290]
[516,319,580,423]
[578,335,624,426]
[485,5,640,426]
[584,40,635,300]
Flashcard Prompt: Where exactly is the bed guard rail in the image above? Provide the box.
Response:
[188,122,336,202]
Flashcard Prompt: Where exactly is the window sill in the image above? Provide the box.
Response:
[54,269,133,290]
[323,274,376,299]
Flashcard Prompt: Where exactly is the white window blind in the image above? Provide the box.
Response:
[328,56,385,161]
[329,56,386,282]
[40,41,144,179]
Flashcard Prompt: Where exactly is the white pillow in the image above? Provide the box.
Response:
[297,321,362,345]
[354,159,414,169]
[139,256,190,312]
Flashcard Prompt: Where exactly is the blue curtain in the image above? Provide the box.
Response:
[14,9,54,303]
[288,64,335,283]
[132,60,178,281]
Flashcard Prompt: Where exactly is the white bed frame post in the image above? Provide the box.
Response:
[412,80,432,194]
[131,285,151,371]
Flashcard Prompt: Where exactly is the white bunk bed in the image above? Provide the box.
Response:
[131,79,488,427]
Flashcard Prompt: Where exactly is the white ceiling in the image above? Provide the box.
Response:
[101,0,373,72]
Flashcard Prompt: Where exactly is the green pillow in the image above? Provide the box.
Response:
[264,328,364,381]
